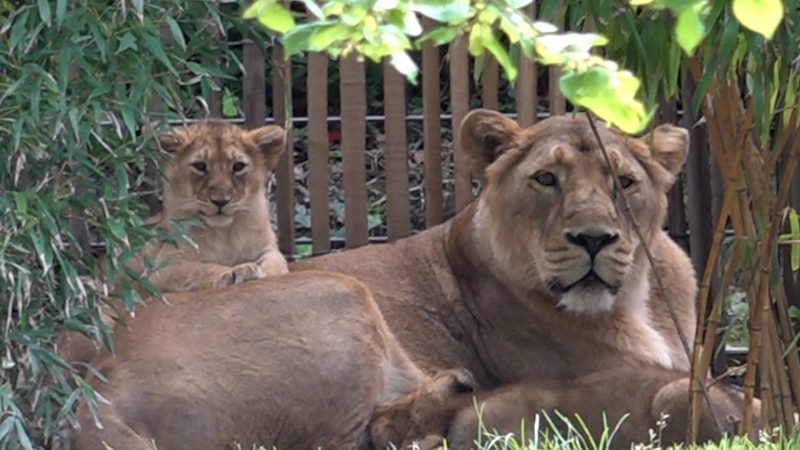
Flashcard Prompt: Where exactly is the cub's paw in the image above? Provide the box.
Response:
[218,263,265,287]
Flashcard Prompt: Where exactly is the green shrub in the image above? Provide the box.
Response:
[0,1,264,446]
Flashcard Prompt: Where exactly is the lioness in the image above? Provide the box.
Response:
[136,120,289,292]
[70,272,431,450]
[368,368,758,450]
[293,110,697,384]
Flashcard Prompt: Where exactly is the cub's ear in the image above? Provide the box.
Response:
[157,127,191,154]
[247,125,286,170]
[459,109,520,181]
[646,124,689,176]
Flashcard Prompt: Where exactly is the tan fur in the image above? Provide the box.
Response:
[133,121,289,292]
[69,272,428,450]
[294,110,697,383]
[368,368,760,450]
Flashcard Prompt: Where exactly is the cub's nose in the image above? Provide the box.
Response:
[565,231,619,258]
[210,197,230,209]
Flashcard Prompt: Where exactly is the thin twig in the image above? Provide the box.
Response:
[584,112,724,436]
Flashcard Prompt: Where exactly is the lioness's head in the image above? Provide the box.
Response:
[158,121,285,227]
[461,110,689,315]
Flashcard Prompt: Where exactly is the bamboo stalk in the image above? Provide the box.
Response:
[768,316,795,427]
[741,137,800,435]
[774,284,800,412]
[689,191,733,439]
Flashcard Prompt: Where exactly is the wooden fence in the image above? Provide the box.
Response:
[168,3,719,291]
[217,42,705,260]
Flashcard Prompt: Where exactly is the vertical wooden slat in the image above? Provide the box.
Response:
[339,54,369,248]
[383,60,411,241]
[308,53,331,254]
[422,19,444,226]
[207,0,222,117]
[516,3,537,126]
[451,37,471,212]
[482,56,499,110]
[548,0,566,115]
[272,45,295,256]
[243,41,265,129]
[682,75,713,282]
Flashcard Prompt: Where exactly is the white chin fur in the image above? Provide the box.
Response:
[202,215,234,227]
[558,287,616,315]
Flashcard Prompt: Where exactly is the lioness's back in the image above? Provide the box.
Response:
[75,272,423,450]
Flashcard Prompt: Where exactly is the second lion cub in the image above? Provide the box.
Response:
[133,121,289,292]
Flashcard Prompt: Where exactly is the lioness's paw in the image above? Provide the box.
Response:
[219,263,265,287]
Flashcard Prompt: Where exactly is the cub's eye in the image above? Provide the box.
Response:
[232,162,247,173]
[533,171,558,187]
[191,161,207,173]
[618,175,635,189]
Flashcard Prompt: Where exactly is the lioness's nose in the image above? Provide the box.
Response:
[210,197,230,208]
[565,231,619,258]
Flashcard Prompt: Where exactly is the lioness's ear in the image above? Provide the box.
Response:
[157,127,191,154]
[247,125,286,170]
[647,124,689,176]
[459,109,520,181]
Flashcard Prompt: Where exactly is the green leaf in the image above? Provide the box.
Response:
[141,33,178,76]
[14,193,27,215]
[674,5,704,55]
[37,0,51,26]
[308,23,351,50]
[258,2,296,33]
[55,0,67,25]
[390,51,419,82]
[507,0,534,8]
[243,1,265,19]
[116,32,138,53]
[282,23,323,55]
[559,67,650,134]
[732,0,784,39]
[420,26,461,45]
[300,0,325,18]
[483,35,517,81]
[223,87,238,117]
[165,16,187,52]
[414,0,471,23]
[403,9,422,36]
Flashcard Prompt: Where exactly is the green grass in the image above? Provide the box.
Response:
[431,412,800,450]
[109,413,800,450]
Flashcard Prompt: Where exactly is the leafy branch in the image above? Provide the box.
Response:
[245,0,784,134]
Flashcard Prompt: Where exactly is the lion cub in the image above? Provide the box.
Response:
[132,121,289,293]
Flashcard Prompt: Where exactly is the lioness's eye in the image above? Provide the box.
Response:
[533,171,557,187]
[618,175,635,189]
[191,161,207,173]
[232,162,247,173]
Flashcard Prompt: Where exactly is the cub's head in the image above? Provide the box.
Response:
[461,110,689,315]
[158,121,285,227]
